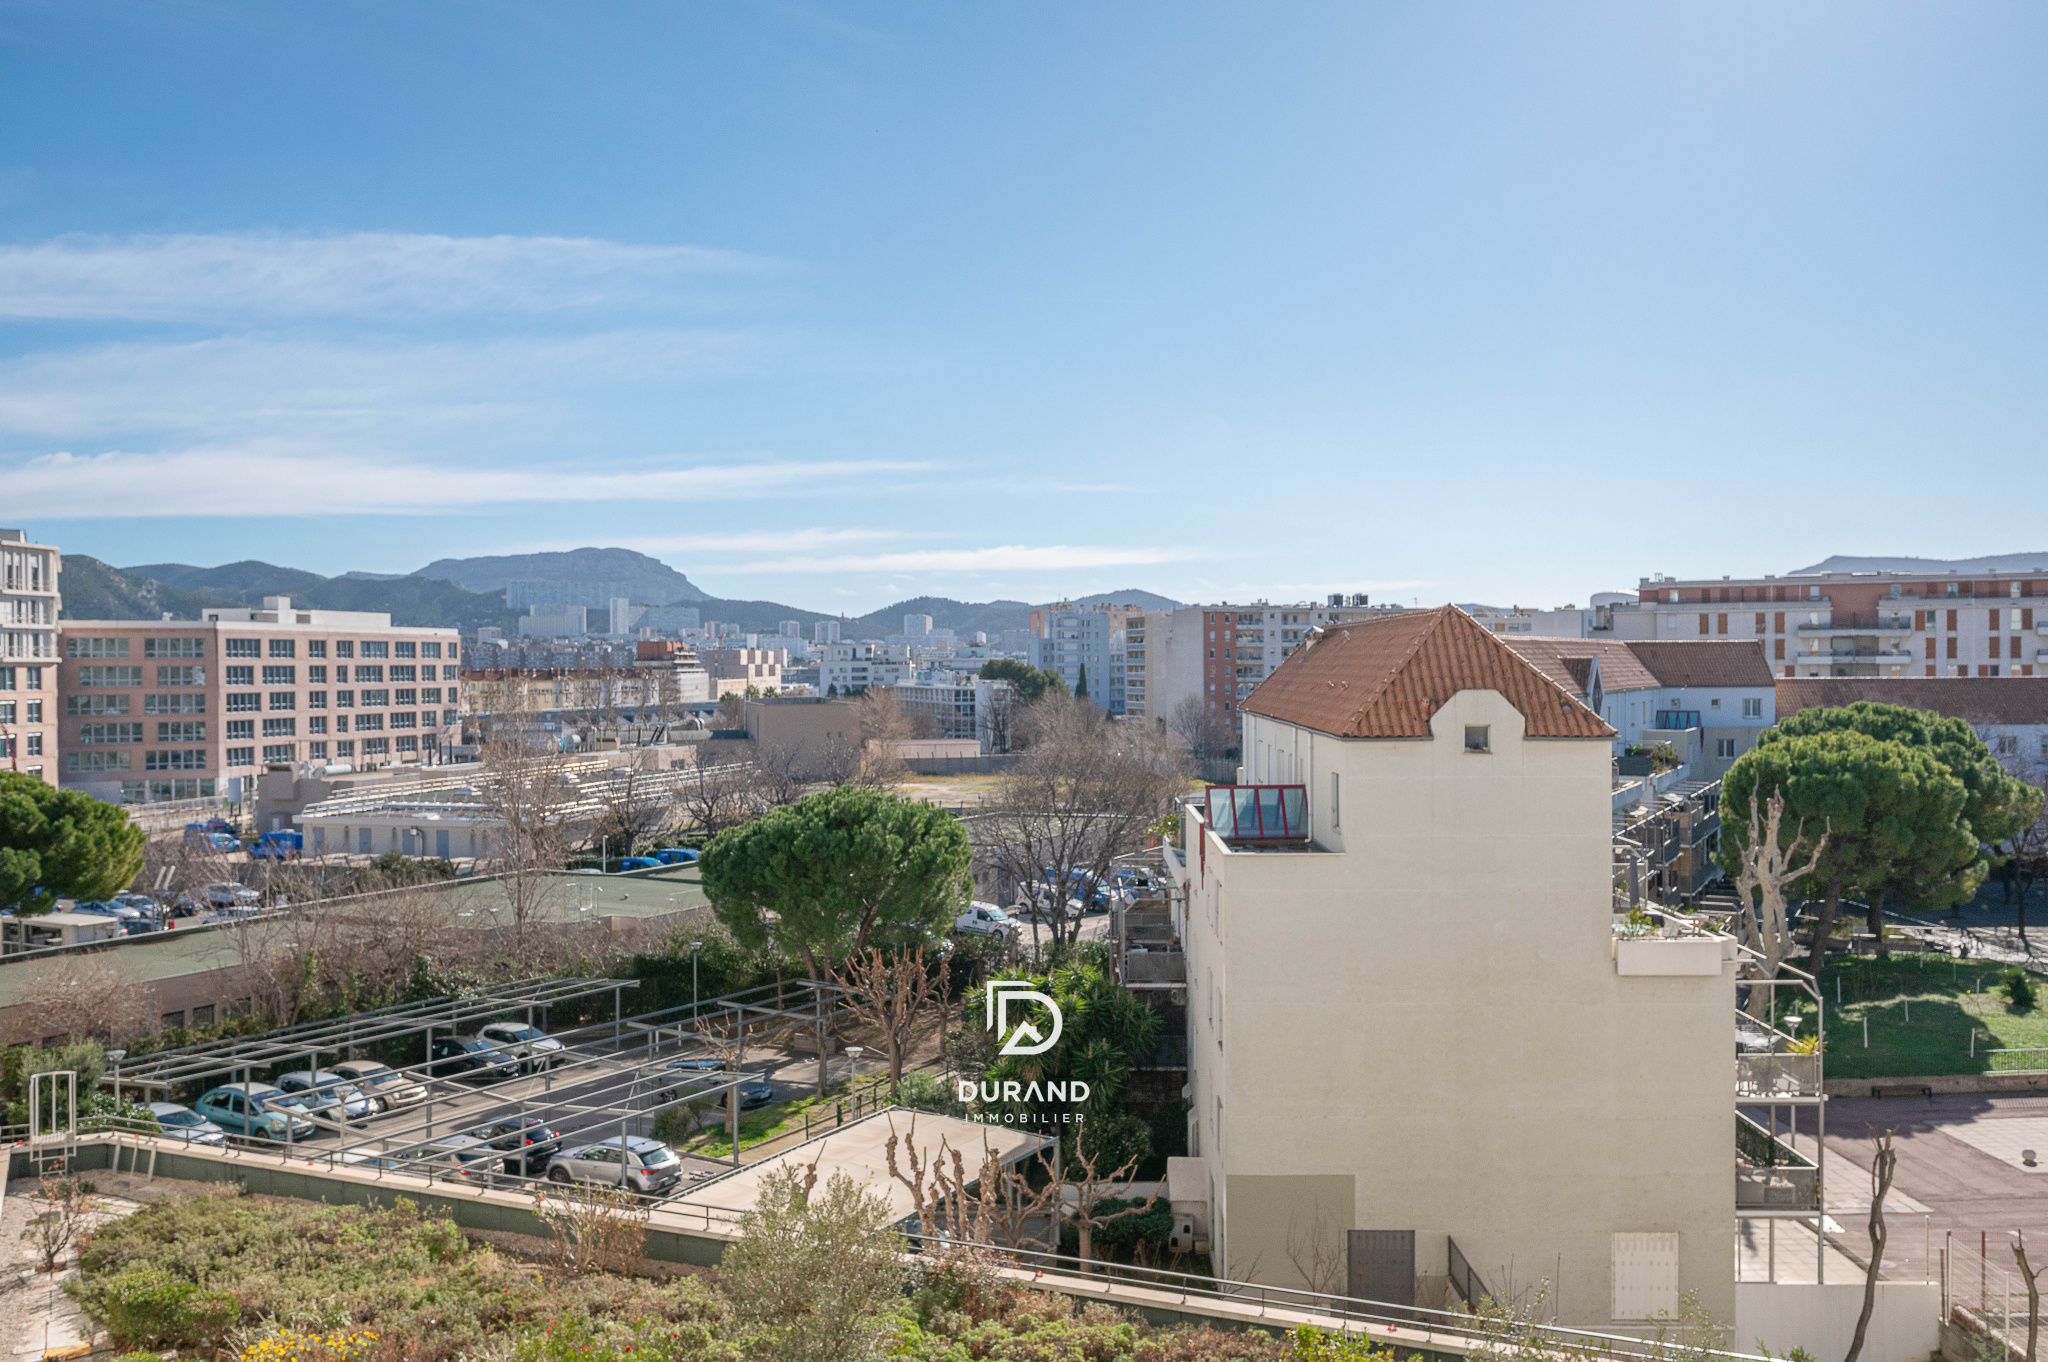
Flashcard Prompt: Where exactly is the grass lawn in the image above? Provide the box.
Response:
[675,1074,899,1155]
[1817,951,2048,1079]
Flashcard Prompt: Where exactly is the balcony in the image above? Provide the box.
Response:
[1736,1110,1819,1213]
[1795,613,1915,635]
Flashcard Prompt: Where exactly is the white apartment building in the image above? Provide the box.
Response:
[1138,596,1401,732]
[1033,606,1123,712]
[1605,567,2048,679]
[1503,638,1778,779]
[0,529,59,785]
[1175,607,1735,1329]
[895,675,1016,752]
[818,641,909,696]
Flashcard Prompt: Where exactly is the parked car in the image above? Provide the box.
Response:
[274,1070,377,1122]
[953,903,1017,937]
[429,1035,518,1081]
[396,1135,499,1184]
[193,1083,318,1142]
[471,1022,565,1072]
[464,1116,563,1175]
[544,1136,683,1196]
[70,900,143,922]
[183,820,237,848]
[734,1077,776,1109]
[250,830,303,861]
[329,1060,427,1111]
[205,881,261,910]
[617,856,660,871]
[653,848,698,865]
[146,1101,227,1147]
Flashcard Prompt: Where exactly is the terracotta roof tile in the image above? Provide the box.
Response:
[1244,606,1614,740]
[1624,640,1776,689]
[1501,637,1659,695]
[1777,677,2048,728]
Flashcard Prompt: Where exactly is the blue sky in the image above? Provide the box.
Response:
[1,3,2042,613]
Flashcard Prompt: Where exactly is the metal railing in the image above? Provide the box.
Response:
[1736,1052,1821,1099]
[1447,1236,1492,1312]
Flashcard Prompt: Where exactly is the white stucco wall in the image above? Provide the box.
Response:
[1184,689,1735,1329]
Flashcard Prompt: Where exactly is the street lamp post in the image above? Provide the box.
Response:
[107,1049,126,1112]
[846,1046,865,1117]
[690,940,704,1013]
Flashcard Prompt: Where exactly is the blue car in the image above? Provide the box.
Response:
[653,848,699,865]
[193,1083,318,1141]
[617,856,660,871]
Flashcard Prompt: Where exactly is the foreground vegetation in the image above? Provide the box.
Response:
[68,1181,1317,1362]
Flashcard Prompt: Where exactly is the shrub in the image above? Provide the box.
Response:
[893,1070,965,1116]
[93,1268,239,1349]
[2006,969,2037,1010]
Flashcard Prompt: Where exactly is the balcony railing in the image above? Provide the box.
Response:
[1201,784,1307,841]
[1795,613,1915,634]
[1123,950,1187,985]
[1736,1110,1819,1212]
[1736,1052,1821,1099]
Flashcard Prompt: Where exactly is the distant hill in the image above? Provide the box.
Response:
[414,547,706,602]
[107,558,518,632]
[124,560,329,596]
[1790,553,2048,575]
[75,548,1183,640]
[61,557,233,621]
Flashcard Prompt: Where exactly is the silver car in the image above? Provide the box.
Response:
[473,1022,565,1072]
[146,1101,227,1146]
[275,1070,376,1122]
[330,1059,427,1111]
[544,1136,682,1196]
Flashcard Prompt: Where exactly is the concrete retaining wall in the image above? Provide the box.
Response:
[1824,1071,2048,1098]
[1736,1281,1941,1362]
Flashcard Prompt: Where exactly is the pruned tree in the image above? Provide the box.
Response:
[1061,1129,1160,1271]
[478,708,570,941]
[2015,1229,2048,1362]
[973,697,1188,949]
[849,688,912,787]
[1284,1201,1350,1297]
[830,947,950,1092]
[1843,1130,1897,1362]
[703,786,972,980]
[531,1180,650,1275]
[971,1137,1061,1255]
[1719,788,1830,1019]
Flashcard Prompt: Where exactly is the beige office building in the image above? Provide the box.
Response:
[0,529,60,785]
[1174,607,1736,1328]
[57,597,461,806]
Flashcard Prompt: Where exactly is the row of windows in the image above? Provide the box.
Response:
[219,638,454,660]
[214,663,462,685]
[0,700,40,724]
[227,735,430,766]
[0,733,42,758]
[0,666,44,690]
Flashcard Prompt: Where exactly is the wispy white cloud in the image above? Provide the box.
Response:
[723,545,1192,574]
[0,232,767,322]
[6,446,924,517]
[615,528,920,555]
[0,329,759,441]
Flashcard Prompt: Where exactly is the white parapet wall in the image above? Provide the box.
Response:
[1736,1281,1941,1362]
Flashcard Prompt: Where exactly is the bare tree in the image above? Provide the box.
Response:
[532,1181,650,1275]
[2015,1230,2048,1362]
[1284,1202,1350,1296]
[478,708,570,941]
[1844,1130,1897,1362]
[676,759,759,839]
[973,697,1188,948]
[830,947,950,1092]
[1168,695,1233,762]
[1730,790,1831,1020]
[751,740,813,808]
[1061,1134,1160,1271]
[588,764,672,860]
[0,952,155,1046]
[850,689,912,787]
[970,1137,1061,1256]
